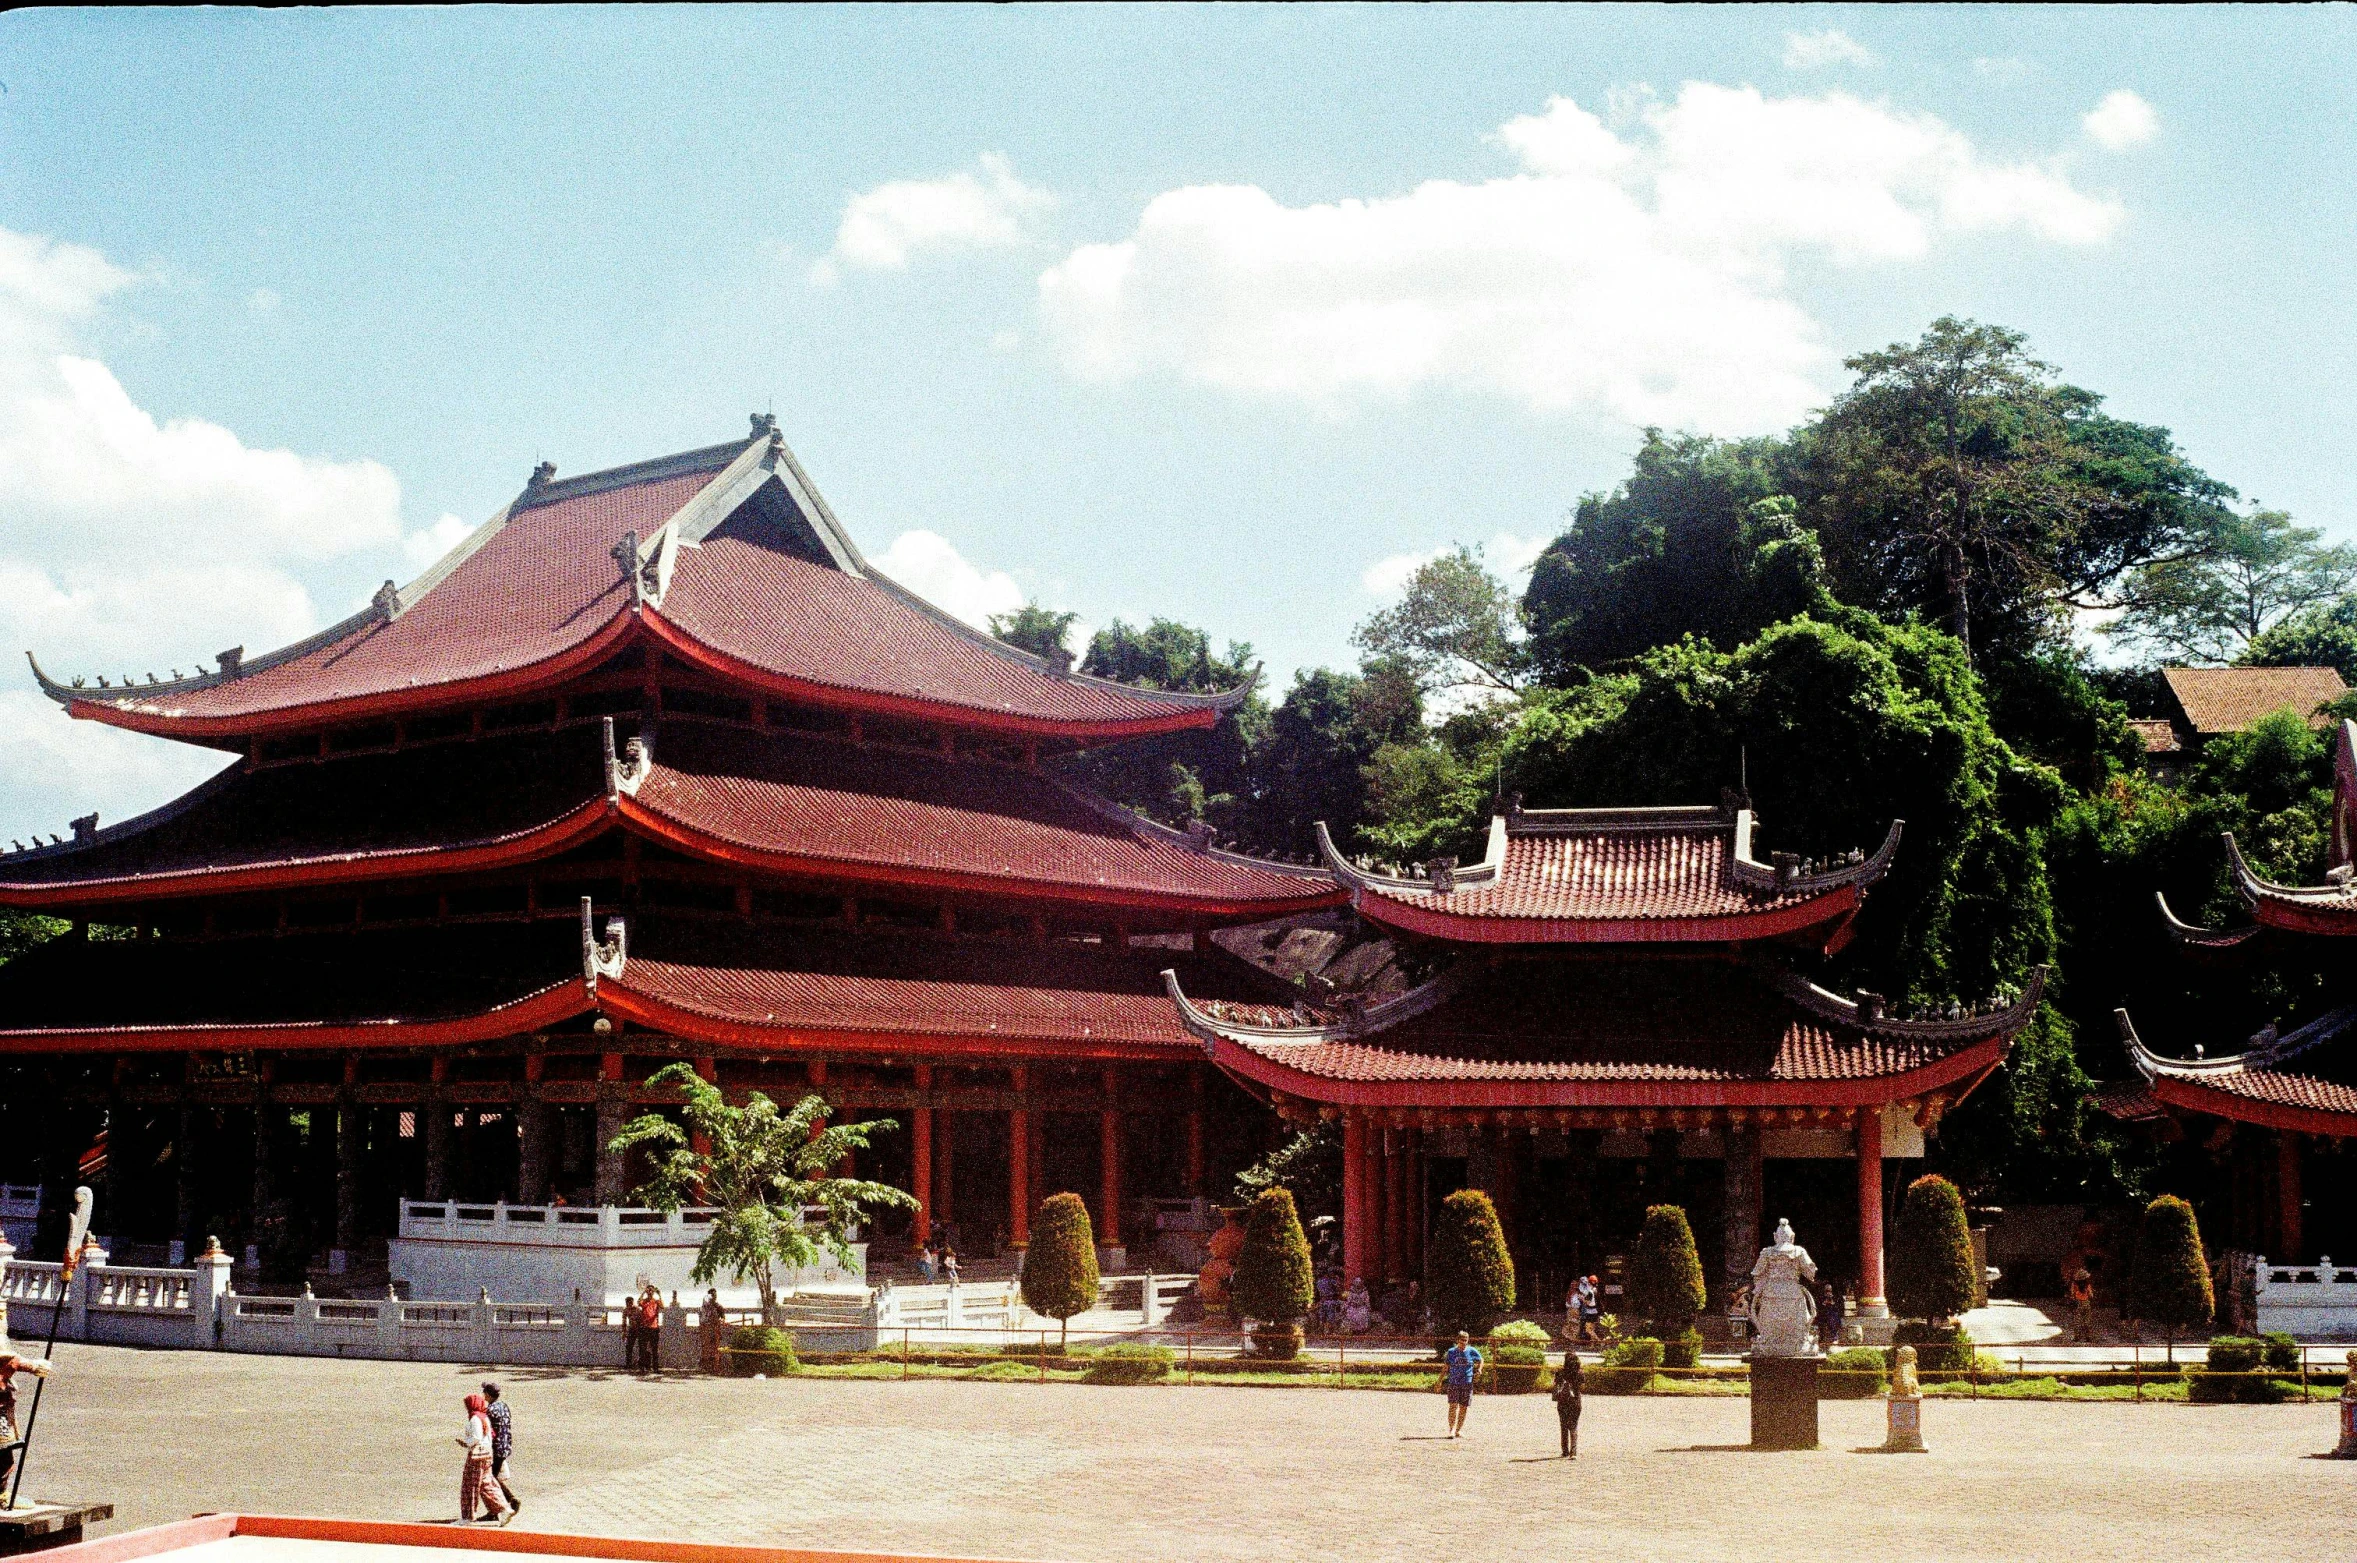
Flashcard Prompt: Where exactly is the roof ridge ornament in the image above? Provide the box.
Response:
[528,461,556,490]
[372,580,402,622]
[580,896,627,990]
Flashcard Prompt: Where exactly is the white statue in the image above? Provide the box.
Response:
[1748,1218,1820,1357]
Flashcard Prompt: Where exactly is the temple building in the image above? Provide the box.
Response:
[0,420,1344,1270]
[1168,801,2044,1324]
[2107,718,2357,1264]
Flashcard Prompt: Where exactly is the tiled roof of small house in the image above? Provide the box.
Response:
[2162,666,2346,737]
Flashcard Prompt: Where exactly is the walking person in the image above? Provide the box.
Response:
[1575,1274,1603,1346]
[481,1382,520,1519]
[1815,1279,1846,1352]
[635,1286,664,1371]
[1551,1349,1583,1459]
[455,1394,512,1526]
[1442,1330,1483,1439]
[700,1289,726,1374]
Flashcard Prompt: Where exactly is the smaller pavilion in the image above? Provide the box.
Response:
[1166,797,2044,1328]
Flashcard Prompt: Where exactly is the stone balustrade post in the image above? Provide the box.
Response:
[68,1245,104,1343]
[1141,1273,1164,1328]
[193,1236,234,1349]
[0,1232,13,1345]
[378,1293,403,1359]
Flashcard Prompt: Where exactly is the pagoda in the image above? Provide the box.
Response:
[1166,799,2044,1325]
[0,419,1343,1270]
[2107,717,2357,1263]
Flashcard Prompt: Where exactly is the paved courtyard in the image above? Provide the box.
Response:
[20,1344,2353,1563]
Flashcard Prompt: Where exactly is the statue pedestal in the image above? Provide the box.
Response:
[2334,1397,2357,1459]
[1881,1393,1927,1453]
[0,1499,114,1556]
[1749,1354,1820,1450]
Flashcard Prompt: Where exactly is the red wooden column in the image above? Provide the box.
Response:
[1099,1067,1123,1249]
[1383,1127,1408,1284]
[1342,1112,1368,1290]
[2278,1130,2304,1259]
[1007,1065,1030,1247]
[1856,1107,1887,1318]
[1361,1123,1385,1285]
[1185,1070,1206,1199]
[911,1065,934,1248]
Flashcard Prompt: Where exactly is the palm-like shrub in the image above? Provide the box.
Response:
[2128,1194,2212,1361]
[1231,1187,1315,1358]
[1888,1174,1977,1324]
[1425,1188,1516,1339]
[1021,1192,1101,1347]
[1627,1204,1708,1338]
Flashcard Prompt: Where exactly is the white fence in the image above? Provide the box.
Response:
[388,1200,862,1305]
[2252,1255,2357,1341]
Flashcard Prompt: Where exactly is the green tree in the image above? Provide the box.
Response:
[1235,660,1423,859]
[2109,507,2357,665]
[609,1064,914,1322]
[1230,1186,1315,1350]
[1626,1204,1708,1337]
[1353,545,1526,697]
[1425,1187,1516,1338]
[2128,1194,2213,1361]
[1233,1122,1341,1224]
[2245,593,2357,683]
[987,602,1081,663]
[1062,617,1264,829]
[1020,1191,1101,1346]
[1887,1175,1978,1324]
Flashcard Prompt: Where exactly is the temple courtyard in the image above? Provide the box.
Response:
[25,1343,2350,1562]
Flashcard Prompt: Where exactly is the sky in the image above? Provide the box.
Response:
[1,4,2354,840]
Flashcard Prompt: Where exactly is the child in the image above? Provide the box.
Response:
[1552,1350,1583,1458]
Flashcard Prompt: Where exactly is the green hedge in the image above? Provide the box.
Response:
[1823,1347,1888,1398]
[1488,1320,1551,1393]
[1659,1328,1703,1370]
[1082,1343,1175,1385]
[1588,1336,1661,1394]
[723,1325,799,1377]
[2189,1336,2302,1402]
[1891,1321,1974,1375]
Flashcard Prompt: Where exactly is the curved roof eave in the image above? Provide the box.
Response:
[0,980,590,1056]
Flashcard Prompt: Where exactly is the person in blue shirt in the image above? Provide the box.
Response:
[1442,1330,1483,1437]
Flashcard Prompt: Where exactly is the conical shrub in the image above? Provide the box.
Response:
[1888,1174,1977,1324]
[1230,1186,1315,1324]
[2128,1194,2212,1359]
[1020,1191,1100,1346]
[1425,1187,1515,1339]
[1627,1203,1708,1337]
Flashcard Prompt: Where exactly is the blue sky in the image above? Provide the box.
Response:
[0,5,2353,838]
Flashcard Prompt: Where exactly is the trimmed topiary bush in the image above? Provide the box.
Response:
[1021,1191,1101,1347]
[1628,1204,1708,1340]
[2261,1332,2301,1373]
[1888,1174,1977,1325]
[1081,1342,1175,1385]
[1823,1346,1888,1398]
[2128,1195,2212,1361]
[1891,1321,1975,1375]
[1588,1336,1661,1394]
[723,1324,799,1377]
[1425,1187,1516,1340]
[2189,1336,2297,1403]
[1231,1187,1315,1359]
[1659,1328,1704,1371]
[1488,1319,1552,1393]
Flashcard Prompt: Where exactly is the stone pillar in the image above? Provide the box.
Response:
[1856,1108,1886,1318]
[246,1100,274,1271]
[1098,1068,1123,1249]
[171,1104,198,1265]
[1185,1071,1206,1200]
[1342,1113,1367,1290]
[594,1052,627,1207]
[1383,1128,1408,1285]
[331,1099,359,1275]
[1004,1067,1026,1248]
[911,1102,934,1248]
[2278,1130,2304,1260]
[1723,1121,1762,1295]
[423,1059,452,1201]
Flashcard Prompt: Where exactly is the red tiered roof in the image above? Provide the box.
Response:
[1169,957,2037,1110]
[0,719,1339,918]
[2116,1006,2357,1137]
[0,911,1295,1063]
[1317,803,1899,949]
[34,429,1246,745]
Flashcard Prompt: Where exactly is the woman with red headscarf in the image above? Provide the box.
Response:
[456,1393,512,1525]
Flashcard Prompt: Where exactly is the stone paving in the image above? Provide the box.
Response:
[21,1343,2355,1563]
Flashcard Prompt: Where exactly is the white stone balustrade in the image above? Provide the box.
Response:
[389,1200,861,1305]
[2252,1254,2357,1340]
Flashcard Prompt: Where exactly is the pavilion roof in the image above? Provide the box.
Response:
[1316,802,1898,949]
[0,910,1298,1061]
[0,717,1338,919]
[1167,954,2038,1110]
[32,425,1247,745]
[2116,1004,2357,1137]
[2161,665,2347,738]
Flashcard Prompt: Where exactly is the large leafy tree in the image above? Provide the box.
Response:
[2245,592,2357,683]
[1234,660,1423,858]
[611,1065,914,1321]
[987,602,1082,663]
[1060,618,1264,830]
[1353,545,1527,698]
[2108,507,2357,665]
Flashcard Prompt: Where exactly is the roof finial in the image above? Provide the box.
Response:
[218,646,244,677]
[750,412,778,438]
[372,580,401,621]
[528,460,556,489]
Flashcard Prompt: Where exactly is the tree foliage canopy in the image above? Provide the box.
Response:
[2128,1194,2214,1346]
[1425,1187,1516,1337]
[611,1064,914,1318]
[1353,545,1527,696]
[1626,1204,1708,1335]
[1231,1186,1316,1325]
[1021,1191,1101,1344]
[2108,508,2357,665]
[1887,1174,1978,1324]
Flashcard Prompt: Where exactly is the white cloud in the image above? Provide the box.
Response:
[402,512,474,568]
[813,153,1056,283]
[1362,533,1550,598]
[1782,29,1876,69]
[0,224,412,837]
[1039,84,2123,435]
[2083,89,2160,151]
[874,529,1026,632]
